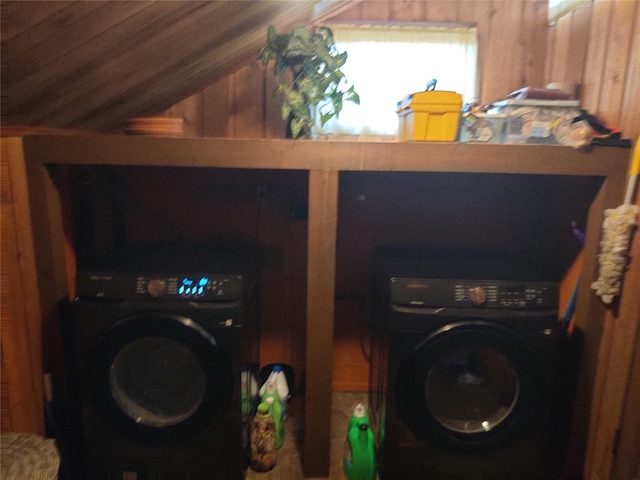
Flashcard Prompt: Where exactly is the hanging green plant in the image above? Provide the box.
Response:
[259,25,360,139]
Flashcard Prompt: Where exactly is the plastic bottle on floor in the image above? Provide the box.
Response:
[262,387,284,449]
[259,364,290,417]
[250,402,277,472]
[343,403,376,480]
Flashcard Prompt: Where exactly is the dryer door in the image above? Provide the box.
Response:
[88,311,235,443]
[396,320,535,449]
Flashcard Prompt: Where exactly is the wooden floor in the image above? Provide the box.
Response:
[246,391,369,480]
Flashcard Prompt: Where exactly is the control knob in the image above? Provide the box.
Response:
[147,279,167,297]
[469,286,486,305]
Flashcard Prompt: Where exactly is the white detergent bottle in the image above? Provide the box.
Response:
[271,365,289,416]
[259,365,290,418]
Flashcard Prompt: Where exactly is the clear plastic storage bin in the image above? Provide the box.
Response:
[486,99,580,144]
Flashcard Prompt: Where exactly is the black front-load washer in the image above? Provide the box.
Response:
[370,250,565,480]
[62,246,258,479]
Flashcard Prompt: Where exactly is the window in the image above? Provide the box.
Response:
[320,24,478,137]
[548,0,590,24]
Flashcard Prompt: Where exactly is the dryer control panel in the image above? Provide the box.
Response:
[76,270,242,302]
[391,278,558,310]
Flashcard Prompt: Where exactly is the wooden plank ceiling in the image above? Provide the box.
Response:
[1,0,350,132]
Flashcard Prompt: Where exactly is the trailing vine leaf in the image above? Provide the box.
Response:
[259,25,359,138]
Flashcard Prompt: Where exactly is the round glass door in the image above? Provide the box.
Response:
[425,346,519,434]
[89,312,234,442]
[396,321,534,448]
[109,336,207,427]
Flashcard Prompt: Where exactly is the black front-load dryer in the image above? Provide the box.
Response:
[63,248,258,479]
[370,250,565,480]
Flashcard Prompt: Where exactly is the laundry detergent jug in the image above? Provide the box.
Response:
[343,403,376,480]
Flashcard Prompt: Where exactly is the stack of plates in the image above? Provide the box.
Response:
[124,117,184,136]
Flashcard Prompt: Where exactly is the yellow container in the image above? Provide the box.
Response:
[397,90,462,142]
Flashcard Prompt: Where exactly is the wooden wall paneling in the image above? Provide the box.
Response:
[1,363,10,430]
[2,1,332,131]
[457,0,492,103]
[545,22,557,84]
[4,1,208,126]
[566,3,592,97]
[86,4,308,133]
[326,0,363,21]
[304,169,338,478]
[596,0,637,130]
[164,93,203,137]
[282,214,309,393]
[388,0,426,22]
[424,0,461,23]
[548,14,572,86]
[254,171,308,386]
[109,0,320,133]
[258,274,295,371]
[39,2,244,126]
[0,138,45,434]
[619,5,640,140]
[565,168,629,479]
[585,192,640,480]
[0,1,72,43]
[332,297,370,391]
[582,308,617,480]
[24,149,71,384]
[5,1,151,89]
[2,1,106,84]
[360,0,391,21]
[3,3,200,124]
[30,1,299,129]
[231,62,266,139]
[202,77,233,137]
[264,63,287,139]
[612,243,640,479]
[581,0,613,114]
[519,0,548,89]
[334,173,378,393]
[482,1,524,103]
[546,3,594,92]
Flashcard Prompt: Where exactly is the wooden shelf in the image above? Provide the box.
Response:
[22,134,624,175]
[14,135,630,477]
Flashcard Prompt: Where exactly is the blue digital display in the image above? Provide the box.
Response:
[180,277,209,296]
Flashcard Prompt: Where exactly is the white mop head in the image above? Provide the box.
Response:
[591,204,639,304]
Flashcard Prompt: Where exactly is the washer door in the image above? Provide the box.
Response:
[89,311,234,443]
[396,320,535,449]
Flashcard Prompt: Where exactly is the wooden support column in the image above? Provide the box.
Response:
[304,168,339,478]
[0,138,45,434]
[566,170,629,479]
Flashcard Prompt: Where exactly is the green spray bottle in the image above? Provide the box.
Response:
[343,403,376,480]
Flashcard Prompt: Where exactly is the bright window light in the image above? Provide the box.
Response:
[548,0,590,24]
[320,24,478,137]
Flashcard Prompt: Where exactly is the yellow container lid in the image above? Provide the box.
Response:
[397,90,462,112]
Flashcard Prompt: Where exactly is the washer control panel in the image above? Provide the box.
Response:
[135,274,241,300]
[391,278,558,310]
[76,271,243,302]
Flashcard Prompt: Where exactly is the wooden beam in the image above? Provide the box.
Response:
[22,136,630,177]
[304,168,339,477]
[585,189,640,479]
[0,138,45,434]
[567,166,629,479]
